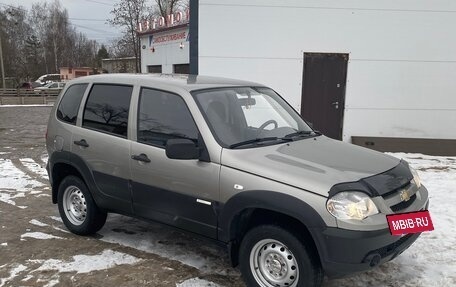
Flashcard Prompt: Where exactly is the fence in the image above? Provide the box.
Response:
[0,89,59,105]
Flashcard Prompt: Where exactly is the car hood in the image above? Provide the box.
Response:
[221,136,400,197]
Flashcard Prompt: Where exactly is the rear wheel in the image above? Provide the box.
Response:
[239,225,323,287]
[57,175,107,235]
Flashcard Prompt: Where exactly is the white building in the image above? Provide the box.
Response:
[141,0,456,155]
[139,12,190,74]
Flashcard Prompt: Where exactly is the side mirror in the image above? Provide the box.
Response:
[165,139,199,160]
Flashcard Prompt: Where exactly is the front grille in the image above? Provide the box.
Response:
[380,179,419,213]
[391,194,417,212]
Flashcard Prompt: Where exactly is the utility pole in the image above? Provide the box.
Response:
[0,31,5,89]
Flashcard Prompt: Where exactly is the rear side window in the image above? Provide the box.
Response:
[57,84,88,124]
[138,88,198,147]
[82,84,133,138]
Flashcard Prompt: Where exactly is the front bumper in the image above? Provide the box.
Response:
[314,226,420,278]
[313,199,429,278]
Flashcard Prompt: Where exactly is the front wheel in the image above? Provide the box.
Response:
[239,225,323,287]
[57,175,107,235]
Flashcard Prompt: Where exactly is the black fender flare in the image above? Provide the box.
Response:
[49,150,101,206]
[218,190,328,265]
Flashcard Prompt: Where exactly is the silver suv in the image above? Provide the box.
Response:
[46,74,429,287]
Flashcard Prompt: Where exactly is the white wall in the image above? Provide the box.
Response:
[140,27,189,73]
[198,0,456,141]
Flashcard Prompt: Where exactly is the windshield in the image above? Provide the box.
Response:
[192,87,315,148]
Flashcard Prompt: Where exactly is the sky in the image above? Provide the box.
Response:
[0,0,123,44]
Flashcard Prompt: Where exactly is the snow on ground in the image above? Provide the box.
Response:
[0,250,139,286]
[29,219,49,227]
[20,158,49,180]
[32,249,141,274]
[40,153,49,166]
[176,277,222,287]
[21,232,63,240]
[0,264,27,287]
[49,216,63,223]
[0,159,43,207]
[0,159,43,190]
[99,214,235,275]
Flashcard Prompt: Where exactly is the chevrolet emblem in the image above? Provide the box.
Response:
[400,189,411,202]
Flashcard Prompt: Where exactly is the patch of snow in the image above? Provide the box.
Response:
[36,194,50,198]
[34,249,140,274]
[52,225,70,234]
[21,275,34,282]
[0,264,27,287]
[21,232,63,240]
[42,278,59,287]
[0,159,43,190]
[99,214,234,274]
[176,278,223,287]
[0,159,43,207]
[41,153,49,165]
[20,158,49,180]
[0,191,27,208]
[30,190,43,194]
[1,243,7,246]
[49,216,63,223]
[0,152,10,155]
[29,219,48,227]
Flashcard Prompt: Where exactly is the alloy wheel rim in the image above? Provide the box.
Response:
[250,239,299,287]
[62,185,87,226]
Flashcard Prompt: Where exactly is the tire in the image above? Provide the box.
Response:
[57,175,107,235]
[239,225,323,287]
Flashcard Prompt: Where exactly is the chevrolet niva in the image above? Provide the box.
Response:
[46,74,429,287]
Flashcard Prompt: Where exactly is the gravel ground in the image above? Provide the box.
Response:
[0,106,454,287]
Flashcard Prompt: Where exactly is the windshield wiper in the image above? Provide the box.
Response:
[283,130,320,140]
[229,137,290,149]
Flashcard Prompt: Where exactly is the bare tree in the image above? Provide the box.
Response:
[108,0,148,73]
[0,1,100,85]
[155,0,187,24]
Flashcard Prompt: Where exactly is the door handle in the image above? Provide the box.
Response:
[131,153,151,163]
[73,139,89,147]
[331,101,339,109]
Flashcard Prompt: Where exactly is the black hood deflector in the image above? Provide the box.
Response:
[329,160,413,197]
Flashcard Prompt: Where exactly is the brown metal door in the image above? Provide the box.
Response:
[301,53,348,140]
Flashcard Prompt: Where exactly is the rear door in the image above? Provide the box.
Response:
[130,87,220,238]
[71,83,134,213]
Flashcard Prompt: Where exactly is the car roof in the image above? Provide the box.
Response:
[68,74,265,92]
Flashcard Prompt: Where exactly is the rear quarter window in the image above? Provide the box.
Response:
[82,84,133,138]
[56,84,88,124]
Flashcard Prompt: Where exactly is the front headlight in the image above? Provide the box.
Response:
[409,166,421,188]
[326,191,379,220]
